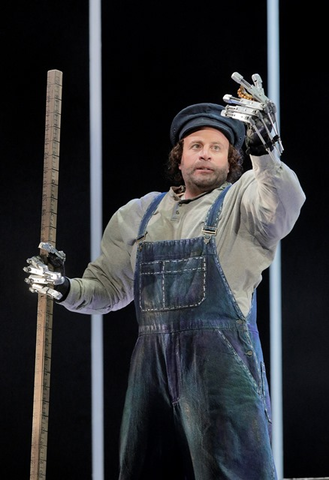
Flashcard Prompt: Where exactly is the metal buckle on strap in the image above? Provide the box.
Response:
[136,232,147,241]
[135,232,148,250]
[202,226,217,243]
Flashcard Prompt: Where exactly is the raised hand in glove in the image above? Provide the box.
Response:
[222,71,284,158]
[23,242,70,301]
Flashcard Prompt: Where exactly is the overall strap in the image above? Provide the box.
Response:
[202,184,232,240]
[136,192,166,241]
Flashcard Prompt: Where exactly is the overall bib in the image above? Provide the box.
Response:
[118,187,277,480]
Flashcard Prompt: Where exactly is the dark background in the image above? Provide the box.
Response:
[1,1,327,479]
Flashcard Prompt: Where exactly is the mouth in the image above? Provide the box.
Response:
[195,167,214,172]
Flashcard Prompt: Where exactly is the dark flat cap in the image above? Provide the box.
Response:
[170,103,245,149]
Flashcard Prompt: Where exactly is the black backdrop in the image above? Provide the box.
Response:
[1,1,328,479]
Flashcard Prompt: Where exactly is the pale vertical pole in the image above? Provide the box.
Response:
[89,0,104,478]
[267,0,283,478]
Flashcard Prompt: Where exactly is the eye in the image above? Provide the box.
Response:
[191,142,202,150]
[211,144,221,152]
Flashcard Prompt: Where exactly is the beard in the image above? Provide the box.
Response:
[183,164,228,197]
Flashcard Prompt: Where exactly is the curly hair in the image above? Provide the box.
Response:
[166,139,244,185]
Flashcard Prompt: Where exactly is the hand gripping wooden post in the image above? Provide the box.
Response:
[30,69,63,480]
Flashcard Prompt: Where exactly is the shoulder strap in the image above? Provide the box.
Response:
[136,192,166,241]
[202,184,232,238]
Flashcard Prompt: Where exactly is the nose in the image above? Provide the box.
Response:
[200,145,211,159]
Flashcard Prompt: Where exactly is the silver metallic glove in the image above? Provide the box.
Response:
[24,242,68,301]
[221,72,284,158]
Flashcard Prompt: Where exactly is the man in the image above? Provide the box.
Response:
[25,100,306,479]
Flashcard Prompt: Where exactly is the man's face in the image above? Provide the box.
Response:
[179,127,230,199]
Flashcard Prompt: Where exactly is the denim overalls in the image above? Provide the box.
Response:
[118,187,277,480]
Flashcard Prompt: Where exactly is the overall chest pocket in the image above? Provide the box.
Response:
[138,255,206,312]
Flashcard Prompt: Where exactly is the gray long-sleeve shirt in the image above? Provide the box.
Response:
[61,154,306,317]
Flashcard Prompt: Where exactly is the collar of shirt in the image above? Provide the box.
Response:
[169,183,231,203]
